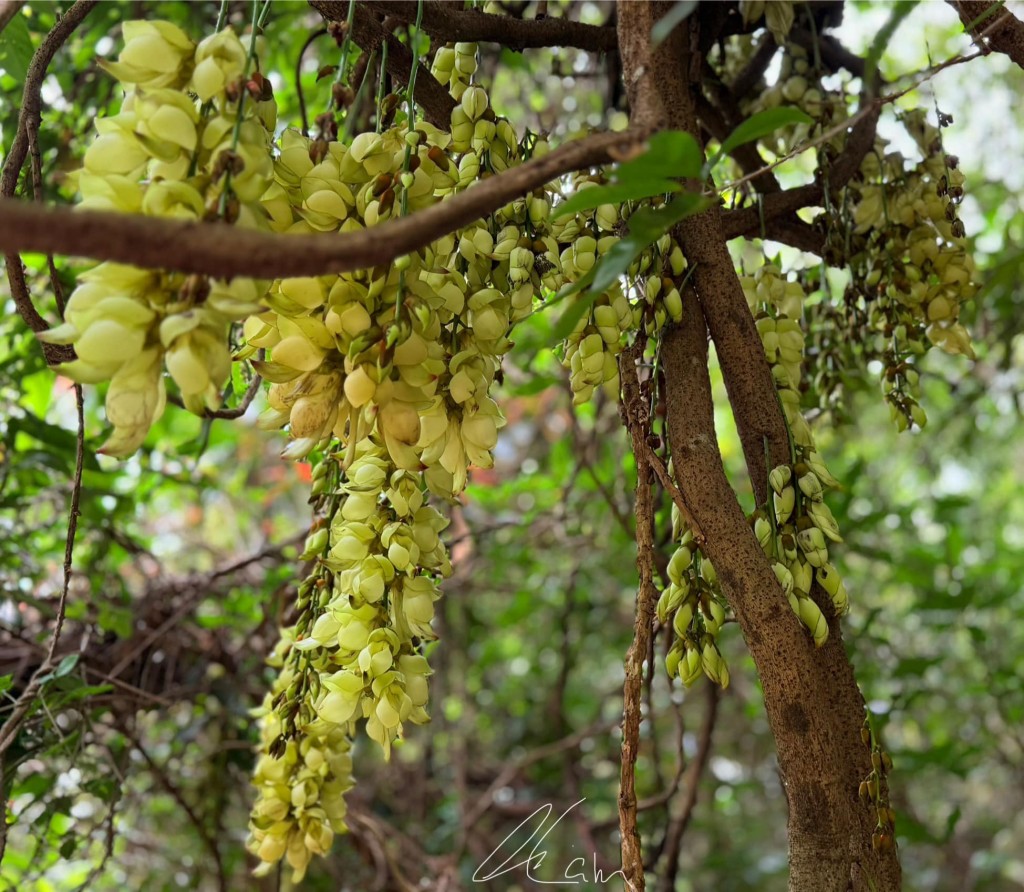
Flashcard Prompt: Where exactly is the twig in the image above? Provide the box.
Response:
[71,752,125,892]
[105,536,300,681]
[0,128,644,278]
[316,2,456,128]
[461,717,619,828]
[644,444,704,547]
[118,721,228,892]
[205,370,263,419]
[0,384,84,755]
[655,683,720,892]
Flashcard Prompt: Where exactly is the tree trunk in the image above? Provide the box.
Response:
[615,4,902,891]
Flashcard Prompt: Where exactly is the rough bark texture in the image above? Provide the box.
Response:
[954,0,1024,70]
[616,4,901,891]
[616,2,788,506]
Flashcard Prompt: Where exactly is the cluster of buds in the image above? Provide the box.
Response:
[40,20,275,454]
[841,110,979,430]
[858,720,897,854]
[660,508,731,689]
[430,41,478,102]
[248,442,449,880]
[755,45,834,145]
[553,176,688,402]
[742,264,850,640]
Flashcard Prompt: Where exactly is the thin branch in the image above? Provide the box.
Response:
[0,128,643,279]
[617,340,658,892]
[655,683,721,892]
[204,370,263,419]
[0,384,84,756]
[461,717,619,829]
[643,443,704,547]
[117,721,228,892]
[360,0,617,51]
[2,0,97,362]
[296,27,329,136]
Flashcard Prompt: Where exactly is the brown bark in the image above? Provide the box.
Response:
[0,128,643,280]
[954,0,1024,70]
[617,343,659,891]
[360,0,617,52]
[616,4,901,891]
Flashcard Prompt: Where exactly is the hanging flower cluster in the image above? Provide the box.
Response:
[39,9,985,883]
[242,37,689,880]
[39,19,275,455]
[842,109,979,429]
[742,264,849,635]
[729,29,979,432]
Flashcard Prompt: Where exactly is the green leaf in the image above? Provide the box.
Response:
[588,192,710,297]
[51,654,79,680]
[550,285,599,343]
[615,131,703,183]
[554,132,702,220]
[0,674,12,696]
[554,179,680,220]
[708,107,814,169]
[650,1,699,48]
[0,13,33,86]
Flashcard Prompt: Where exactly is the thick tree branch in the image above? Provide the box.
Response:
[731,32,777,98]
[620,7,900,890]
[361,0,617,52]
[787,28,871,80]
[954,0,1024,70]
[0,129,643,280]
[659,291,855,892]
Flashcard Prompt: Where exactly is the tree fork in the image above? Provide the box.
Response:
[617,3,901,890]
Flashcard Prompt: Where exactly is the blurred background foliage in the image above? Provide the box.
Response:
[1,1,1023,890]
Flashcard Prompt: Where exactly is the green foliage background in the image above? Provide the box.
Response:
[1,2,1023,890]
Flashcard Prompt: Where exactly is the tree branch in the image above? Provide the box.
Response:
[731,32,777,98]
[719,105,880,254]
[617,339,659,892]
[0,1,24,35]
[953,0,1024,70]
[360,0,617,51]
[311,1,457,127]
[655,683,720,892]
[0,129,643,280]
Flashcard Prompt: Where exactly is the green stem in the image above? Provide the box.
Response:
[375,39,389,133]
[340,49,377,143]
[218,0,273,215]
[395,0,425,315]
